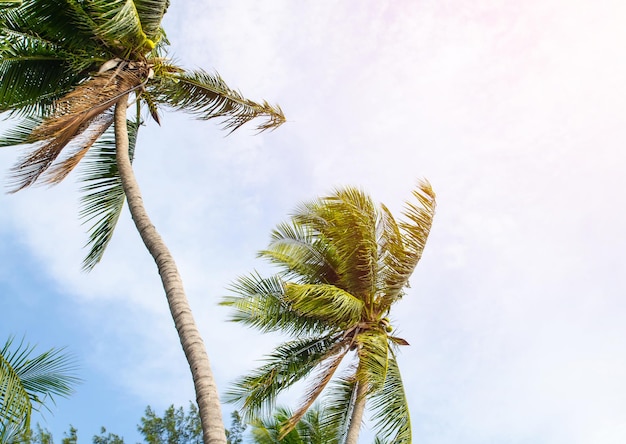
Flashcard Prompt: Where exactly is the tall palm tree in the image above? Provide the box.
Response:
[222,182,436,444]
[0,337,78,444]
[0,2,285,444]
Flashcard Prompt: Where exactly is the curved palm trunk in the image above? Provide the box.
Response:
[345,380,368,444]
[114,97,227,444]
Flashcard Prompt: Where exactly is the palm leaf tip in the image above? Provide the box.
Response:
[156,70,286,133]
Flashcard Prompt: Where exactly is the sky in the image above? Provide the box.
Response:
[2,0,626,442]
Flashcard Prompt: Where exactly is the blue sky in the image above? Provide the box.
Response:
[2,0,626,442]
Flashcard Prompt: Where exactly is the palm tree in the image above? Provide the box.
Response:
[222,182,436,443]
[0,2,284,444]
[0,337,78,444]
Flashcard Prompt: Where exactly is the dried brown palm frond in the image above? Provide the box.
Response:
[280,341,350,439]
[43,112,115,184]
[8,67,146,192]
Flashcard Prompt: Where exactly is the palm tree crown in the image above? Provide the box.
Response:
[222,181,436,443]
[0,0,284,268]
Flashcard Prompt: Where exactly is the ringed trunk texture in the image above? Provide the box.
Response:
[345,380,368,444]
[114,98,227,444]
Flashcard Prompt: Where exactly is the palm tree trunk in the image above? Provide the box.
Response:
[345,380,368,444]
[114,97,227,444]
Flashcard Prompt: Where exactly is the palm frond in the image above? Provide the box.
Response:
[376,180,436,310]
[250,403,341,444]
[7,68,144,192]
[296,404,338,444]
[0,423,25,444]
[222,273,329,336]
[250,406,302,444]
[259,222,340,284]
[78,119,138,271]
[281,344,350,438]
[0,116,40,147]
[224,336,339,420]
[283,283,364,328]
[368,356,411,443]
[2,337,79,404]
[375,202,408,305]
[0,343,31,438]
[0,0,103,56]
[0,2,22,9]
[294,187,379,304]
[0,337,79,441]
[81,0,151,54]
[153,69,285,133]
[133,0,169,41]
[6,112,113,192]
[42,112,114,185]
[355,330,389,394]
[139,89,161,124]
[320,374,358,444]
[0,32,85,115]
[401,180,436,256]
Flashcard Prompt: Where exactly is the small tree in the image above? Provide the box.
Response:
[138,403,202,444]
[225,412,245,444]
[92,427,124,444]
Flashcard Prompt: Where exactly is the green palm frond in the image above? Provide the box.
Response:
[81,0,151,54]
[283,283,364,328]
[250,406,300,444]
[225,336,338,419]
[355,330,389,394]
[294,187,379,303]
[153,69,285,133]
[368,356,411,443]
[79,119,138,271]
[376,203,404,298]
[0,32,85,115]
[376,180,436,310]
[320,375,357,444]
[0,346,31,439]
[0,0,101,55]
[251,403,340,444]
[296,404,337,444]
[222,273,328,336]
[133,0,169,41]
[0,116,40,147]
[401,180,436,257]
[0,2,22,9]
[259,222,340,284]
[1,337,79,404]
[0,337,79,441]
